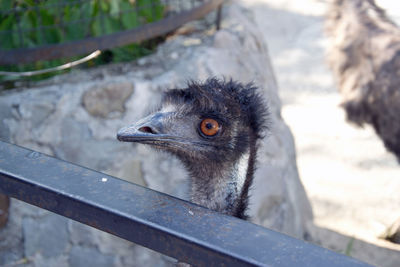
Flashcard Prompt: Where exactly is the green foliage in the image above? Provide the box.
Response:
[0,0,165,84]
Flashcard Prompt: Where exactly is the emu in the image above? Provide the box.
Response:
[117,78,268,219]
[326,0,400,162]
[326,0,400,244]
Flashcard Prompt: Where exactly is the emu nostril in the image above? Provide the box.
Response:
[138,126,156,134]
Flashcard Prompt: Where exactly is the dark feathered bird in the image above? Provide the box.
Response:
[326,0,400,161]
[117,78,268,219]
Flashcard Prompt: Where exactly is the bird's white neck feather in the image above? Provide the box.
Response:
[190,151,250,214]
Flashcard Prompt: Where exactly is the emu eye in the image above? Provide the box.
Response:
[200,118,220,136]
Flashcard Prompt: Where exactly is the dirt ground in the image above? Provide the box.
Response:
[244,0,400,266]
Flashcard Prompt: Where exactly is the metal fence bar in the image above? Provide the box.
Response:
[0,141,370,267]
[0,0,223,65]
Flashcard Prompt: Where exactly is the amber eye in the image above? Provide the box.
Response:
[200,118,220,136]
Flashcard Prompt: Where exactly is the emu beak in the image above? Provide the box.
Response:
[117,113,168,143]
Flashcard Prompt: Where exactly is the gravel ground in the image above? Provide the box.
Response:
[244,0,400,265]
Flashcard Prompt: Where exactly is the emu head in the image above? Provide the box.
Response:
[117,79,268,170]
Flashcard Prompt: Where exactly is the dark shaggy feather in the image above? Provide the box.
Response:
[163,78,269,140]
[326,0,400,161]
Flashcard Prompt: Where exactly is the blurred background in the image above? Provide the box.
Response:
[0,0,399,266]
[245,0,400,262]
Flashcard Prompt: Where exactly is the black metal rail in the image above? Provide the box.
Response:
[0,141,370,266]
[0,0,223,65]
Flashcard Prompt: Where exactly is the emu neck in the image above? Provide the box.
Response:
[188,143,256,219]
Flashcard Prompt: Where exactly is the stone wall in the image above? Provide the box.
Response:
[0,2,312,266]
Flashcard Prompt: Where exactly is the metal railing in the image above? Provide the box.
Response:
[0,0,223,65]
[0,140,371,266]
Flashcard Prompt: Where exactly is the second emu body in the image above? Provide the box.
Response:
[326,0,400,244]
[326,0,400,161]
[117,79,268,219]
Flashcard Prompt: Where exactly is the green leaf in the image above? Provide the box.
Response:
[109,0,120,18]
[0,15,15,49]
[103,17,120,34]
[136,0,164,23]
[90,0,100,17]
[21,0,35,7]
[0,13,14,31]
[100,1,109,12]
[0,0,13,11]
[39,8,62,44]
[81,2,92,18]
[121,1,138,29]
[14,10,38,48]
[11,23,23,48]
[63,3,84,23]
[65,23,85,40]
[79,2,92,36]
[63,5,86,39]
[91,18,102,37]
[137,0,152,22]
[153,0,165,21]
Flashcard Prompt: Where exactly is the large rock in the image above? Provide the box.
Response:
[0,1,312,266]
[82,82,134,119]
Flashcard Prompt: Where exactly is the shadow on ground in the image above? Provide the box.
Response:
[307,224,400,267]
